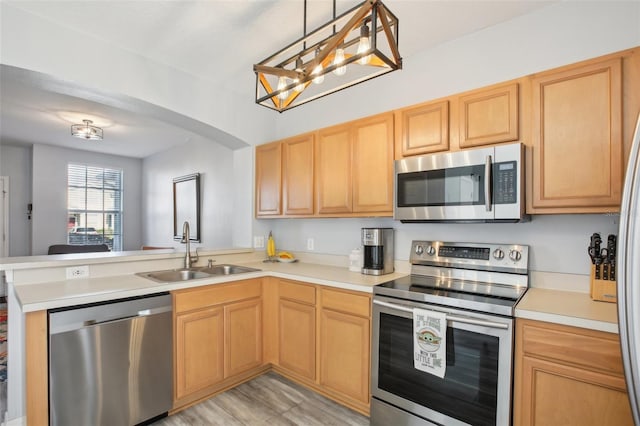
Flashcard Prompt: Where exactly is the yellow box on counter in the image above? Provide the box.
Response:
[590,264,617,303]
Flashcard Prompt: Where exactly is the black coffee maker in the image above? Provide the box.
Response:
[361,228,394,275]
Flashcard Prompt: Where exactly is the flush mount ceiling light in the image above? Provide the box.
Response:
[254,0,401,113]
[71,119,103,140]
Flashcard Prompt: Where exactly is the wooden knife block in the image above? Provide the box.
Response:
[590,264,617,303]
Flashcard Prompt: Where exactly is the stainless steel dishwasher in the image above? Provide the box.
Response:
[49,293,172,426]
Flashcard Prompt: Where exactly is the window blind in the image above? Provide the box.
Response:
[67,164,123,251]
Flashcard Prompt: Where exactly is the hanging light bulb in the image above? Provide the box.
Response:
[333,46,346,76]
[312,48,324,84]
[277,76,289,100]
[357,23,371,65]
[294,58,305,92]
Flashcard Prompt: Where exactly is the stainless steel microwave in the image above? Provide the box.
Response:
[394,142,526,222]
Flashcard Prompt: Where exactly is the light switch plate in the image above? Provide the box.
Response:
[254,236,265,248]
[307,238,314,251]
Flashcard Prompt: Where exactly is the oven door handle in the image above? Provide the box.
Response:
[373,299,509,330]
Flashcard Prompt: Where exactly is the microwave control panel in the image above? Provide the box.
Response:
[493,161,517,204]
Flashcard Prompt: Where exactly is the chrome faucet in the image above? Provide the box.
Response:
[182,221,198,268]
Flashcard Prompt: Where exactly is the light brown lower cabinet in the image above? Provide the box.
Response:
[514,318,634,426]
[175,306,224,400]
[270,280,372,416]
[319,306,370,405]
[318,288,371,413]
[173,278,265,409]
[278,298,316,380]
[224,297,262,378]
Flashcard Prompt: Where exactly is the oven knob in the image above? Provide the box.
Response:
[415,245,424,255]
[426,246,436,256]
[493,248,505,260]
[509,249,522,261]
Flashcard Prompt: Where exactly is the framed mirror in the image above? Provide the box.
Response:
[173,173,201,242]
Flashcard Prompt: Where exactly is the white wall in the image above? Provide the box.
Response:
[259,215,618,276]
[142,135,236,249]
[0,144,32,256]
[31,144,143,255]
[271,1,640,138]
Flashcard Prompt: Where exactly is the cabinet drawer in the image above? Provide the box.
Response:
[520,320,624,376]
[320,288,370,317]
[278,280,316,305]
[174,279,262,313]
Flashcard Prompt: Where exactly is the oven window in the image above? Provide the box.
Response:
[377,313,499,425]
[396,164,486,207]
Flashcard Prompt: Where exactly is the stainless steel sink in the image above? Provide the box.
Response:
[137,264,260,283]
[198,264,261,276]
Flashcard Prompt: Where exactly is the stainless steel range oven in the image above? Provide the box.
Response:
[371,241,529,426]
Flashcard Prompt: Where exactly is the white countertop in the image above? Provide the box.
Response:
[14,259,407,312]
[515,287,619,334]
[8,251,619,334]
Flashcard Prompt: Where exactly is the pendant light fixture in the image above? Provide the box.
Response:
[71,119,103,140]
[253,0,401,113]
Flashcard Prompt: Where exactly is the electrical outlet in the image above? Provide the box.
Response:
[66,265,89,279]
[254,236,265,248]
[307,238,315,251]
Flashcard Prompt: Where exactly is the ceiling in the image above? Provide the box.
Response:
[0,0,556,159]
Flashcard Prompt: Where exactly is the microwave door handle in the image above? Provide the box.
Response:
[373,299,509,330]
[485,155,492,212]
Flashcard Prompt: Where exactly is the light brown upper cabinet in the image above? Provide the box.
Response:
[528,57,623,212]
[316,113,394,216]
[255,133,314,217]
[282,133,315,215]
[459,82,519,148]
[255,141,282,216]
[316,123,353,214]
[394,100,449,158]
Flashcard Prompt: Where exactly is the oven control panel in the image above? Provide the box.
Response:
[411,240,528,273]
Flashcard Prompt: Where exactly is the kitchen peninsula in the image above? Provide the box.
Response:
[3,248,406,425]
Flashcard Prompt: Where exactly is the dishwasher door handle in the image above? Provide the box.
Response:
[82,305,172,327]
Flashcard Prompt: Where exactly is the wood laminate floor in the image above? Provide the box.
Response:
[154,372,370,426]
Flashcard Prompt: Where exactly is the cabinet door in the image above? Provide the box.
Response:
[283,133,315,215]
[530,58,622,211]
[278,299,316,380]
[316,124,352,214]
[518,355,633,426]
[319,309,370,404]
[352,113,394,213]
[255,141,282,216]
[459,82,519,148]
[395,100,449,157]
[175,307,224,400]
[224,297,262,378]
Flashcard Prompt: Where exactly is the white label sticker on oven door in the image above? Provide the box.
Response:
[413,308,447,378]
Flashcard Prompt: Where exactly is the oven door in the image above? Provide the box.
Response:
[371,296,514,426]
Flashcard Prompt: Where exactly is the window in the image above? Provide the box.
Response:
[67,164,123,251]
